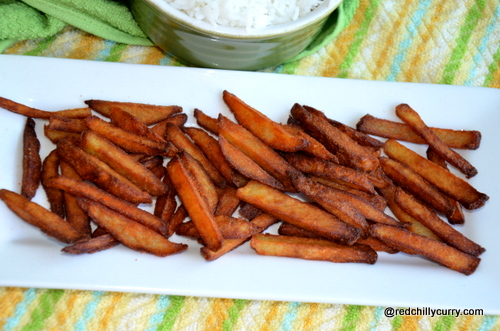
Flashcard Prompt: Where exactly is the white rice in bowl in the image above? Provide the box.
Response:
[165,0,325,29]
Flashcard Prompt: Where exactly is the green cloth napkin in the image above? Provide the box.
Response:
[0,0,64,51]
[0,0,153,52]
[0,0,357,62]
[287,0,358,63]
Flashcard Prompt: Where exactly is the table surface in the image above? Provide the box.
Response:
[1,0,499,330]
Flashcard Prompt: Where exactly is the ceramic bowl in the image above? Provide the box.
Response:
[130,0,344,70]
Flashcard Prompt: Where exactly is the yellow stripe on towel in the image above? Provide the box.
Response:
[0,288,26,330]
[319,0,371,77]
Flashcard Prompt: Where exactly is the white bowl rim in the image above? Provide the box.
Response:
[142,0,344,39]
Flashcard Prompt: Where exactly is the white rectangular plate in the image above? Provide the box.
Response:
[1,55,499,314]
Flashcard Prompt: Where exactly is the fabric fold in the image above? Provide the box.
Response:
[0,0,66,51]
[0,0,153,53]
[20,0,153,45]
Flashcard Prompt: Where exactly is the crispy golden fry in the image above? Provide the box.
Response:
[395,104,478,178]
[85,99,182,125]
[310,176,387,211]
[290,104,379,172]
[0,189,87,244]
[184,126,247,187]
[289,173,370,237]
[250,233,378,264]
[236,180,361,244]
[148,165,166,179]
[426,148,465,224]
[215,215,261,239]
[379,156,458,219]
[175,221,201,239]
[281,124,339,162]
[86,201,187,257]
[238,202,262,220]
[283,153,376,194]
[193,108,219,135]
[47,116,87,133]
[128,153,148,163]
[356,236,399,254]
[130,152,172,165]
[326,118,384,149]
[55,107,92,118]
[154,175,177,230]
[140,155,164,169]
[85,115,172,156]
[109,107,166,143]
[41,149,65,218]
[167,205,188,238]
[141,156,166,178]
[59,161,92,236]
[57,138,153,204]
[377,183,440,241]
[357,114,481,150]
[44,127,81,144]
[62,234,120,254]
[177,215,260,240]
[384,139,489,210]
[219,135,281,190]
[0,97,91,119]
[281,223,390,256]
[394,188,485,256]
[218,115,300,192]
[200,213,279,261]
[46,176,168,235]
[167,155,224,251]
[92,226,108,238]
[328,187,402,226]
[223,90,307,152]
[80,131,168,196]
[178,151,219,212]
[150,113,188,139]
[154,194,176,228]
[21,117,42,199]
[165,123,226,187]
[277,224,390,252]
[215,186,240,216]
[278,222,322,238]
[366,166,393,190]
[301,105,384,151]
[292,171,401,227]
[370,224,480,275]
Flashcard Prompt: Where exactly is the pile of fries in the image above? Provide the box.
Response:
[0,91,489,275]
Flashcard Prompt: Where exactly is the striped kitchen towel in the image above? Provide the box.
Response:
[2,0,499,88]
[0,0,499,330]
[1,288,499,330]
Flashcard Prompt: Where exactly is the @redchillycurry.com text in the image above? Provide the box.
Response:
[384,307,483,318]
